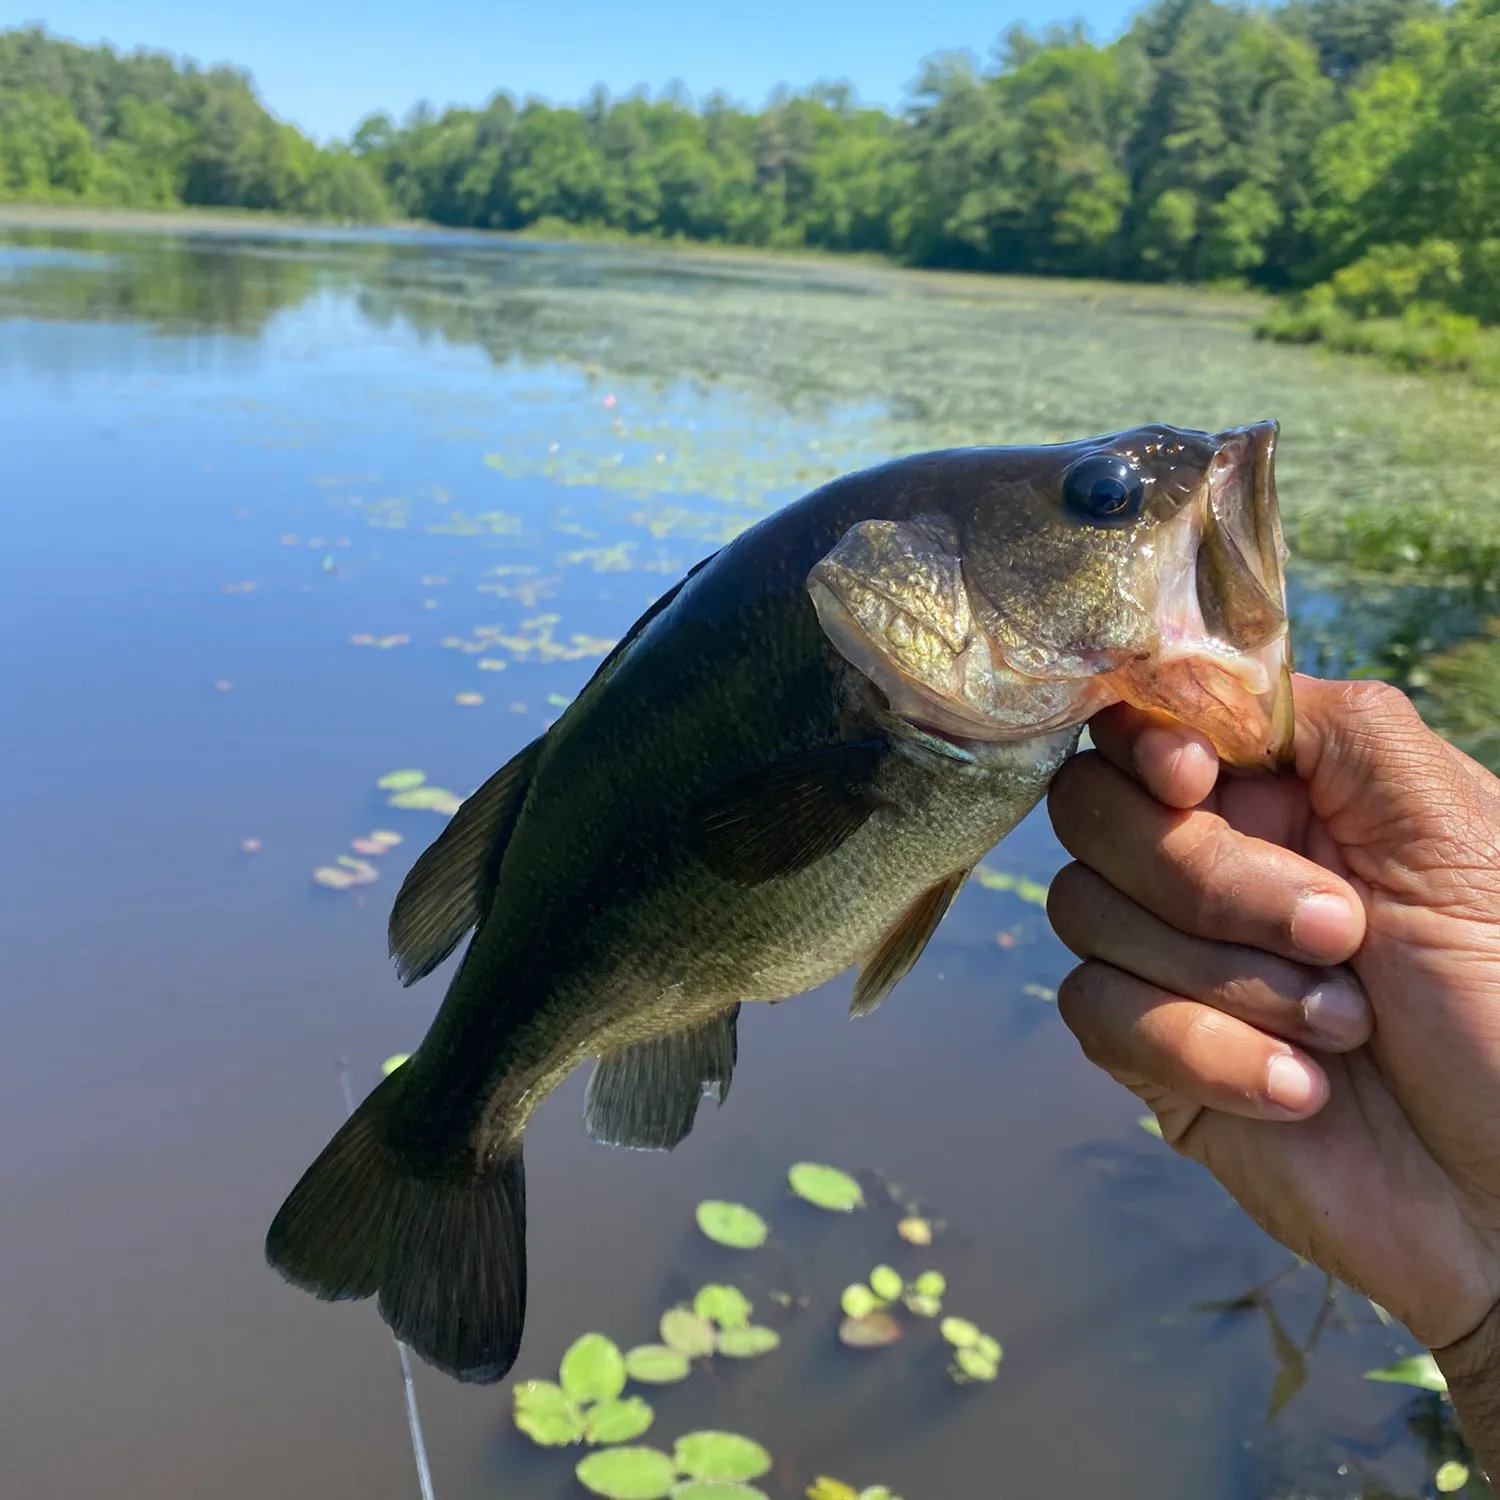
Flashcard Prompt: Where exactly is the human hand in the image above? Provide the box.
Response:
[1046,676,1500,1461]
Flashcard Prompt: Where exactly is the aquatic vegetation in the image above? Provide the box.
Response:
[1436,1460,1471,1492]
[1366,1354,1449,1394]
[380,1054,409,1076]
[972,867,1050,907]
[694,1201,768,1250]
[807,1481,905,1500]
[376,770,426,791]
[940,1318,1003,1384]
[788,1163,864,1212]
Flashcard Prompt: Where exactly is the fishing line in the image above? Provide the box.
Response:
[338,1059,438,1500]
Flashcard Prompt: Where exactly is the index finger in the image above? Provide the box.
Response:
[1088,702,1220,809]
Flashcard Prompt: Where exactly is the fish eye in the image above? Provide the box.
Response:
[1062,453,1144,525]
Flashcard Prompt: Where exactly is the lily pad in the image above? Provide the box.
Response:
[560,1333,628,1404]
[623,1345,692,1384]
[695,1200,768,1250]
[841,1284,880,1319]
[672,1485,768,1499]
[368,830,403,848]
[1364,1353,1448,1393]
[694,1285,752,1329]
[838,1313,902,1348]
[913,1271,946,1298]
[313,866,358,889]
[576,1446,679,1499]
[788,1163,864,1212]
[1138,1114,1164,1139]
[940,1317,981,1348]
[954,1346,1001,1382]
[585,1396,655,1445]
[350,837,386,855]
[974,1334,1002,1364]
[377,770,426,791]
[715,1326,780,1358]
[902,1293,942,1318]
[513,1379,585,1447]
[660,1307,718,1359]
[455,692,484,706]
[896,1217,932,1246]
[387,787,464,815]
[380,1053,410,1075]
[806,1483,859,1500]
[673,1431,773,1483]
[1436,1461,1471,1493]
[335,856,379,884]
[868,1266,903,1302]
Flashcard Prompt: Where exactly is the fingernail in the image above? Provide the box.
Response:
[1266,1052,1320,1113]
[1302,973,1370,1047]
[1291,892,1358,960]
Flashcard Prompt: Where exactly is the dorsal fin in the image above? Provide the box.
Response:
[584,1006,740,1151]
[849,868,969,1017]
[387,736,545,985]
[690,740,889,886]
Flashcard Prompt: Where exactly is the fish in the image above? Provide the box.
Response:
[266,421,1293,1383]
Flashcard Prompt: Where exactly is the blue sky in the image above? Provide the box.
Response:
[16,0,1143,141]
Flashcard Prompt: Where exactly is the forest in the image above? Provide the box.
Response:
[3,0,1499,353]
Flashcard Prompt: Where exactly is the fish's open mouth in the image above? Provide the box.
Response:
[1106,421,1295,772]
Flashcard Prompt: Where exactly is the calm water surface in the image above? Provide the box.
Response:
[0,225,1478,1500]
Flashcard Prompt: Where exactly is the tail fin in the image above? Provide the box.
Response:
[265,1069,527,1385]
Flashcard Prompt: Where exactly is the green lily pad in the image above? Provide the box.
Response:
[902,1293,942,1318]
[868,1266,903,1302]
[788,1163,864,1212]
[896,1216,932,1245]
[974,1334,1001,1364]
[673,1431,773,1483]
[585,1396,655,1445]
[377,770,426,791]
[940,1317,981,1348]
[659,1307,718,1359]
[806,1482,859,1500]
[693,1284,752,1329]
[841,1284,880,1318]
[560,1333,628,1403]
[1364,1353,1448,1392]
[1436,1461,1471,1493]
[512,1379,585,1447]
[695,1200,768,1250]
[913,1271,946,1298]
[624,1345,692,1384]
[386,786,464,815]
[715,1325,780,1358]
[838,1312,902,1348]
[1138,1114,1164,1139]
[380,1053,410,1075]
[954,1346,1000,1382]
[576,1446,679,1499]
[672,1484,768,1499]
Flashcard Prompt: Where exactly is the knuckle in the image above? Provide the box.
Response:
[1168,818,1237,928]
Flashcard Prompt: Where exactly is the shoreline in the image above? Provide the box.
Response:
[0,201,1269,311]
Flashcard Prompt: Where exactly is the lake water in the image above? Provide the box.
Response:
[0,222,1483,1500]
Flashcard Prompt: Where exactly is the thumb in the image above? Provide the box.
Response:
[1292,675,1500,912]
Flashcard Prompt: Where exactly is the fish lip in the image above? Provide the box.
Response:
[1122,420,1294,773]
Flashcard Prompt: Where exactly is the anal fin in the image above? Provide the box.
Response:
[584,1005,740,1151]
[850,869,969,1018]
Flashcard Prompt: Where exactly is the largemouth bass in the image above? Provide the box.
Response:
[267,422,1293,1383]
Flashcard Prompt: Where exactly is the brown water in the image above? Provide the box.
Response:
[0,224,1474,1500]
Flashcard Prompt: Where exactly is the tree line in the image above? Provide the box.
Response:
[5,1,1500,330]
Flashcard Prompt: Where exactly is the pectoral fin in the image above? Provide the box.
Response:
[690,741,888,886]
[850,869,969,1017]
[584,1006,740,1151]
[388,735,545,985]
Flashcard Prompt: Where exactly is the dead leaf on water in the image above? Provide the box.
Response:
[838,1313,901,1349]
